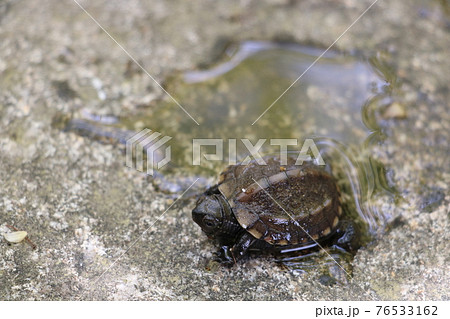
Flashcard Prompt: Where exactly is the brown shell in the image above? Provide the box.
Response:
[218,156,341,246]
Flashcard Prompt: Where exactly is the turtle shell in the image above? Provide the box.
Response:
[218,156,342,246]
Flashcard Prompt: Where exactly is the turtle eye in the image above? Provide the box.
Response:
[202,216,217,229]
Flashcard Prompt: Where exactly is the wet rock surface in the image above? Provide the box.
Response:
[0,0,448,300]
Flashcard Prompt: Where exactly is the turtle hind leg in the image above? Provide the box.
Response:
[335,220,364,254]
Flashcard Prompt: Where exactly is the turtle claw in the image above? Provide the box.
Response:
[213,246,235,266]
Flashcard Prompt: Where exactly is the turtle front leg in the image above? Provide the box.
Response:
[214,232,257,266]
[230,232,257,264]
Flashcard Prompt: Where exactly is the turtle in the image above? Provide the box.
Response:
[192,155,345,266]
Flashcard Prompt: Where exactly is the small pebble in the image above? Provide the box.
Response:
[4,231,28,243]
[383,102,407,119]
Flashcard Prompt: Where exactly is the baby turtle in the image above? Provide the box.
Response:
[192,155,344,266]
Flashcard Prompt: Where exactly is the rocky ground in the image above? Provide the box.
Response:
[0,0,448,300]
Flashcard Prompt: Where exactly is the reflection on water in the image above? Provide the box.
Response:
[128,41,388,170]
[60,41,401,280]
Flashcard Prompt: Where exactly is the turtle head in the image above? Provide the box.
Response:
[192,193,240,240]
[192,194,225,236]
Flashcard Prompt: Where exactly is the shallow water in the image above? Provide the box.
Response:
[123,41,388,172]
